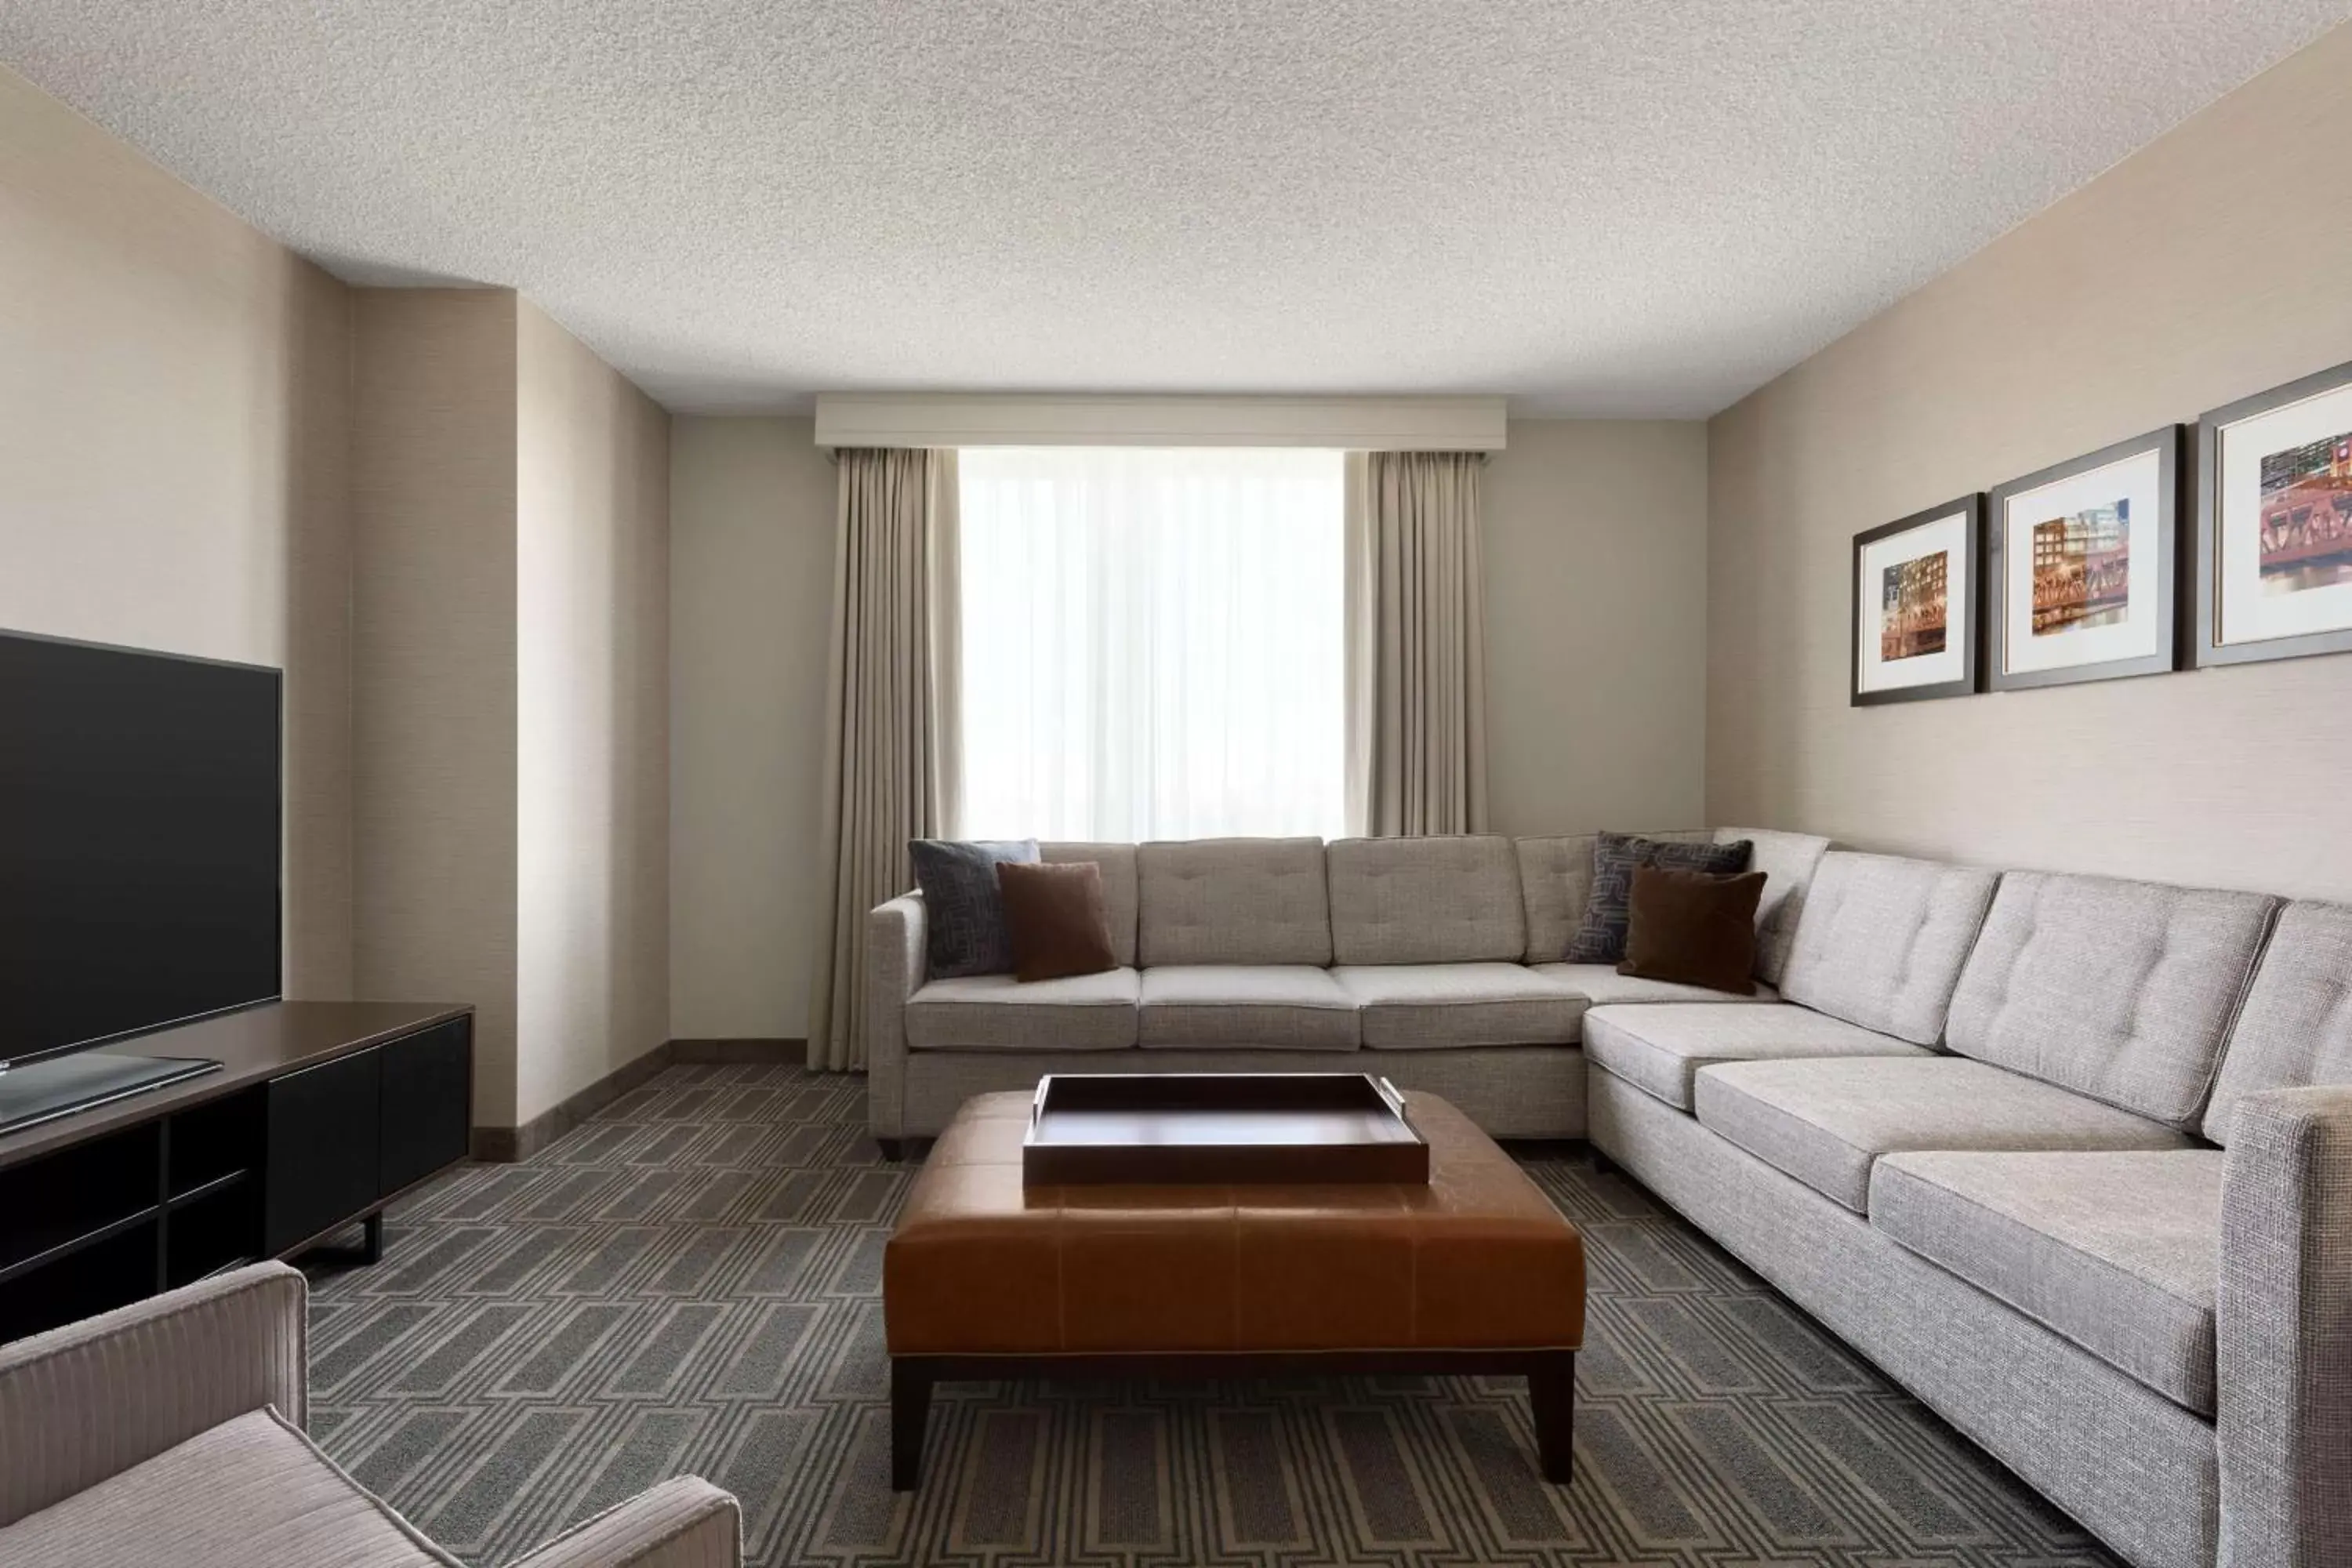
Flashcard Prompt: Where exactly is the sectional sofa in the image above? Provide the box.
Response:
[865,829,2352,1568]
[866,828,1827,1145]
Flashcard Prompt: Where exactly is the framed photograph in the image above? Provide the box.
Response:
[1983,426,2180,691]
[2189,358,2352,669]
[1851,495,1980,705]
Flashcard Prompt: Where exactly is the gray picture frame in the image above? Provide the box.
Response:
[2188,358,2352,670]
[1982,426,2181,692]
[1850,494,1982,706]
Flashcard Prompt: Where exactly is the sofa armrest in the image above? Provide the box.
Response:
[511,1476,742,1568]
[2218,1084,2352,1568]
[866,890,927,1140]
[0,1260,307,1527]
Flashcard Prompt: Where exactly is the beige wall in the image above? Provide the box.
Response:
[7,64,674,1128]
[1707,25,2352,898]
[669,417,837,1041]
[0,63,354,996]
[352,292,673,1128]
[1485,419,1710,835]
[516,301,672,1123]
[350,289,522,1120]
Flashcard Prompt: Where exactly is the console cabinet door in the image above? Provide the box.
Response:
[380,1019,471,1194]
[264,1047,382,1255]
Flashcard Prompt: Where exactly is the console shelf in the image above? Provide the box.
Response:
[166,1167,251,1210]
[0,1002,472,1344]
[0,1204,163,1290]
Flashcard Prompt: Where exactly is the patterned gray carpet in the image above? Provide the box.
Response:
[308,1062,2118,1567]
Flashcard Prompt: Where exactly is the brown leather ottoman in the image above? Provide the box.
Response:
[883,1090,1585,1489]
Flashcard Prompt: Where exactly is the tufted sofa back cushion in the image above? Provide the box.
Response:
[1040,842,1140,968]
[1327,835,1526,964]
[1725,827,1835,986]
[2201,899,2352,1144]
[1513,829,1710,962]
[1945,871,2278,1130]
[1137,838,1334,967]
[1778,851,1999,1045]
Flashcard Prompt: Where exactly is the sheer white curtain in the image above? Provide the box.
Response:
[957,447,1346,841]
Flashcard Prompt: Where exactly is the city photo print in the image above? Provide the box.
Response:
[1984,426,2179,691]
[1851,492,1981,705]
[2194,358,2352,668]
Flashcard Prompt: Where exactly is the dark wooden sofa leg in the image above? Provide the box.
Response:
[877,1137,906,1162]
[891,1359,932,1490]
[1528,1352,1576,1483]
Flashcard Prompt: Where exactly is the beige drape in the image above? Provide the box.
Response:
[1345,450,1490,836]
[808,448,960,1072]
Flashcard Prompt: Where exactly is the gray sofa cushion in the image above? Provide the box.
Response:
[1137,837,1333,967]
[1693,1056,2190,1213]
[1583,1002,1930,1111]
[1332,963,1584,1048]
[1530,963,1781,1008]
[906,968,1141,1051]
[0,1406,459,1568]
[1041,842,1140,968]
[2203,899,2352,1145]
[1777,851,1999,1045]
[1871,1149,2223,1414]
[1945,871,2277,1131]
[1327,835,1526,964]
[1513,830,1708,966]
[1726,826,1834,986]
[1138,965,1359,1049]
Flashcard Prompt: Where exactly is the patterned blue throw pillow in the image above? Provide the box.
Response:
[909,839,1040,978]
[1563,833,1752,963]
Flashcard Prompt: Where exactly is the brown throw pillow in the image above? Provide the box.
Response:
[995,860,1118,982]
[1617,865,1767,995]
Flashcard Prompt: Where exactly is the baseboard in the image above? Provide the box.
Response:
[468,1038,813,1162]
[669,1036,807,1063]
[470,1041,678,1163]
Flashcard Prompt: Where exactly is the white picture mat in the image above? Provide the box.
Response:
[1857,510,1968,692]
[2217,383,2352,646]
[1999,448,2163,675]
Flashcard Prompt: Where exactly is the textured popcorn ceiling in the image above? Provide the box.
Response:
[3,2,2344,415]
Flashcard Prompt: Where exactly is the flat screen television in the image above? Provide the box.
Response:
[0,629,282,1069]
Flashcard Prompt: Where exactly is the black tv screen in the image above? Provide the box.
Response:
[0,630,281,1065]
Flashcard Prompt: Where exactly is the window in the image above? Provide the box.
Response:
[956,447,1346,841]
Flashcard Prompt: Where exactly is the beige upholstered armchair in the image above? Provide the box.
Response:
[0,1261,741,1567]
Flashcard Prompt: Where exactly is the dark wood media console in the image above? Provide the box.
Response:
[0,1001,474,1343]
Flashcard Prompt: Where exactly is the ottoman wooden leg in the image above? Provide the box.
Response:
[1528,1352,1576,1483]
[891,1359,932,1490]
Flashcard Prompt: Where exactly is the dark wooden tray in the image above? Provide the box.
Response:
[1021,1073,1428,1187]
